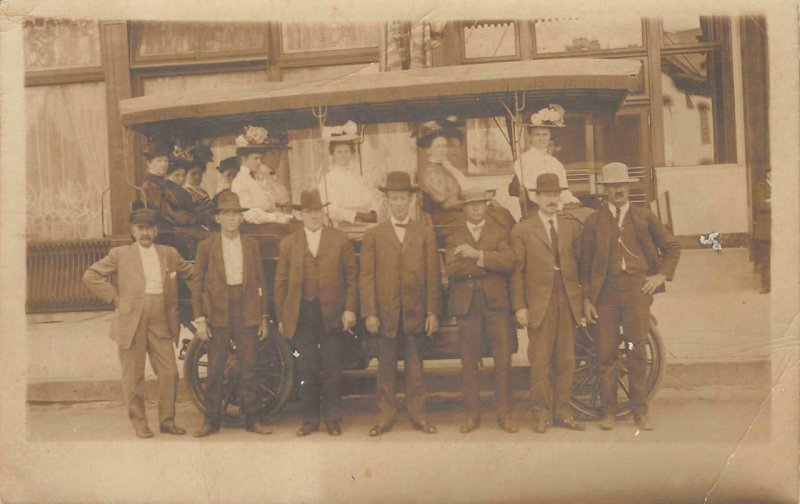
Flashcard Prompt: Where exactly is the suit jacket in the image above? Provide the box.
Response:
[580,205,681,304]
[445,220,514,316]
[83,243,193,349]
[191,233,269,328]
[274,226,358,339]
[511,213,583,328]
[359,219,441,338]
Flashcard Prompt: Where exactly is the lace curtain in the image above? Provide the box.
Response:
[26,82,111,241]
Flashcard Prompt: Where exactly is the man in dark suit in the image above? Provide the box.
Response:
[275,189,358,437]
[511,174,586,433]
[581,162,680,431]
[83,205,193,438]
[360,171,441,436]
[191,190,273,437]
[445,188,517,434]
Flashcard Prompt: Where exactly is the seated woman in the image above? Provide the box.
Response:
[509,104,581,213]
[415,117,514,234]
[215,156,240,195]
[317,120,385,227]
[170,143,215,228]
[230,126,292,224]
[141,139,196,231]
[183,143,213,204]
[256,131,292,210]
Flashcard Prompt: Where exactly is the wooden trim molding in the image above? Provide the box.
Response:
[25,66,105,87]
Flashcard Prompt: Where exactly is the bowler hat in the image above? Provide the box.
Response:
[379,171,419,193]
[460,188,496,205]
[129,201,158,225]
[529,173,567,193]
[597,162,639,184]
[214,190,248,213]
[292,189,330,211]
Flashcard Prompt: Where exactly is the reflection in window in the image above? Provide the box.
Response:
[281,23,380,53]
[464,118,513,175]
[662,16,712,45]
[134,22,267,59]
[463,21,517,59]
[23,18,101,70]
[534,17,641,54]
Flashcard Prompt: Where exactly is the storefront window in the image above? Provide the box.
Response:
[662,16,713,45]
[463,21,518,60]
[534,17,642,54]
[133,22,267,61]
[24,18,101,70]
[135,22,198,58]
[281,23,380,54]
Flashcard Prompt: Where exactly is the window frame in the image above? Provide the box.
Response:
[459,20,522,64]
[530,17,648,58]
[274,22,381,65]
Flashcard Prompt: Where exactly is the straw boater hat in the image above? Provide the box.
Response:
[459,188,496,205]
[214,190,248,213]
[596,162,639,185]
[414,116,464,148]
[528,104,566,128]
[234,126,291,156]
[528,173,567,193]
[292,189,331,211]
[322,120,360,144]
[379,171,419,193]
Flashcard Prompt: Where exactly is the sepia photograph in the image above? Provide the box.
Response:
[1,0,798,502]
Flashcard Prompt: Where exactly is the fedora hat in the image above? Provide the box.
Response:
[379,171,419,193]
[460,188,496,205]
[597,162,639,184]
[214,190,248,213]
[292,189,330,211]
[129,201,158,225]
[528,173,567,193]
[414,117,464,148]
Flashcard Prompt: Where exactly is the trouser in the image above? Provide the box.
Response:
[206,285,261,428]
[293,298,344,426]
[376,315,428,425]
[456,289,512,420]
[595,272,652,417]
[118,294,179,430]
[527,272,576,421]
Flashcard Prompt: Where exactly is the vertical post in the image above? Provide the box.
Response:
[644,18,665,168]
[99,21,134,236]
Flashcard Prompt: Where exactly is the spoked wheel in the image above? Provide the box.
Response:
[184,326,294,427]
[570,317,666,419]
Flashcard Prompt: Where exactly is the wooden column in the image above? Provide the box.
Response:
[644,18,665,168]
[99,21,135,236]
[740,16,770,193]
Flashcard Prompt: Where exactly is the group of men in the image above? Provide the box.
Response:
[84,156,679,439]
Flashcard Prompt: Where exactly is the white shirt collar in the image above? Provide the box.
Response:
[538,210,558,230]
[467,219,486,230]
[137,242,157,254]
[390,215,410,227]
[304,226,322,237]
[221,233,241,244]
[608,201,631,220]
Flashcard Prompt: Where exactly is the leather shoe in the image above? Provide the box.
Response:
[368,423,392,437]
[532,416,549,434]
[326,421,342,436]
[193,424,219,438]
[296,423,319,437]
[554,416,587,431]
[460,416,480,434]
[599,414,615,430]
[411,421,437,434]
[135,425,154,439]
[634,414,655,431]
[246,422,273,435]
[497,417,518,434]
[160,423,186,435]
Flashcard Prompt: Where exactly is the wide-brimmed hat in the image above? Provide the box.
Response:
[292,189,331,211]
[379,171,419,193]
[235,126,291,156]
[142,138,173,159]
[459,188,496,205]
[322,120,360,143]
[528,104,566,128]
[528,173,567,193]
[129,201,158,225]
[217,156,240,174]
[414,117,464,148]
[214,190,248,213]
[596,162,639,185]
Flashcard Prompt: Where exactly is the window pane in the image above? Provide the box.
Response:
[281,22,380,53]
[463,21,517,59]
[23,18,101,70]
[534,17,642,54]
[662,16,712,45]
[661,52,735,166]
[281,63,379,82]
[198,22,266,54]
[136,22,198,58]
[465,118,514,175]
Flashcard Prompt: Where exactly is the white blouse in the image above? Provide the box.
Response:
[318,162,384,225]
[517,147,580,205]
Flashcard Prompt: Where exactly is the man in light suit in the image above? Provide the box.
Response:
[83,205,194,438]
[512,173,586,433]
[360,171,441,436]
[445,188,517,434]
[581,162,680,431]
[275,189,358,437]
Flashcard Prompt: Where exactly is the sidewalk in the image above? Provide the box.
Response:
[27,247,770,401]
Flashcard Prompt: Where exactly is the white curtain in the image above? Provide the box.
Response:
[26,82,110,241]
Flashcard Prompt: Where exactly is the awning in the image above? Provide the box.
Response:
[120,58,641,139]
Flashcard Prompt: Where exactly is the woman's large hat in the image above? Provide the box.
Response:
[217,156,240,174]
[142,138,174,159]
[235,126,291,155]
[322,120,360,143]
[379,171,419,193]
[413,116,464,148]
[214,190,248,213]
[596,162,639,184]
[291,189,331,211]
[528,104,566,128]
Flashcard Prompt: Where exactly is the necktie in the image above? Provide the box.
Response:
[549,219,560,268]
